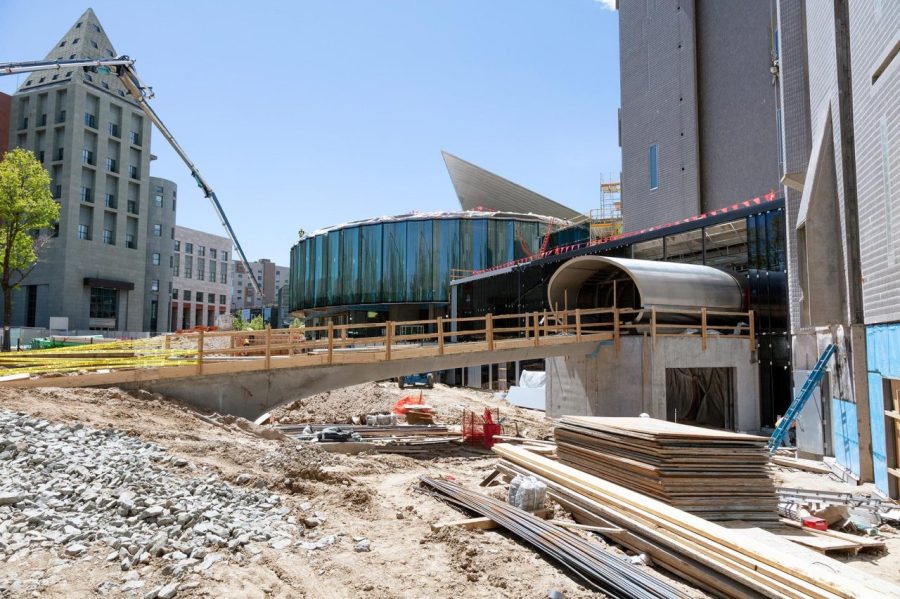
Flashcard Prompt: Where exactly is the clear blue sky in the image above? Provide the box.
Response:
[1,1,621,265]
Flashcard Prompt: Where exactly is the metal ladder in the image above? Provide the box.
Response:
[768,344,836,452]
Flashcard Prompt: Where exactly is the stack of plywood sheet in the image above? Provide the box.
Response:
[554,417,778,521]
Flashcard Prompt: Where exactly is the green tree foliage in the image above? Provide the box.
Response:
[289,318,304,329]
[0,149,59,351]
[231,313,246,331]
[247,315,265,331]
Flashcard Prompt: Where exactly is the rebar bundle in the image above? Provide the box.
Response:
[419,476,688,599]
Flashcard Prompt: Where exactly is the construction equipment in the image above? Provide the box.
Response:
[768,344,836,452]
[397,372,434,389]
[0,57,262,296]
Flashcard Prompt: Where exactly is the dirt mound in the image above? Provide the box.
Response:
[273,382,398,424]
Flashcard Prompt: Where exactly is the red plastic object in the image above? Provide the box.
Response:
[801,516,828,531]
[462,408,503,448]
[391,391,424,415]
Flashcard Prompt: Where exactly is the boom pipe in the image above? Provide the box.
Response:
[0,57,263,297]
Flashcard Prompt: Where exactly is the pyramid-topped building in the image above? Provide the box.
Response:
[4,9,177,332]
[18,9,130,101]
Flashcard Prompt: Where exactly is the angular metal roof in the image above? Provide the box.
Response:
[442,151,583,220]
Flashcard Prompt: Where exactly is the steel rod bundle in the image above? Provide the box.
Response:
[419,475,689,599]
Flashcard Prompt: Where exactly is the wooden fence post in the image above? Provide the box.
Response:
[575,309,582,341]
[164,334,171,351]
[701,307,708,351]
[327,319,334,364]
[385,322,393,360]
[542,310,548,339]
[651,306,657,351]
[486,313,494,351]
[533,312,540,347]
[265,325,272,370]
[196,330,204,376]
[437,317,445,355]
[748,310,756,353]
[613,307,620,353]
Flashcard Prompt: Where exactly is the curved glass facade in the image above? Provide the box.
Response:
[289,213,551,311]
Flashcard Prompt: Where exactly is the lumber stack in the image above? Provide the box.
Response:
[494,443,896,599]
[555,416,778,521]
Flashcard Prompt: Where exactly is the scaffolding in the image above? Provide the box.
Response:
[589,181,623,241]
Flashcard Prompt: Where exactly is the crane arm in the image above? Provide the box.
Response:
[0,57,264,297]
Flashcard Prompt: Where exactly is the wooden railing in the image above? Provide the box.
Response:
[170,306,756,369]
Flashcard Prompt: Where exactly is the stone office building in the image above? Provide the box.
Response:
[3,9,176,332]
[171,226,232,331]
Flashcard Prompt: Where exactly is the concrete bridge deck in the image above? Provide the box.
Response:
[0,307,755,419]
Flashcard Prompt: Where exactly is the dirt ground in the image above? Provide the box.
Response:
[1,382,897,598]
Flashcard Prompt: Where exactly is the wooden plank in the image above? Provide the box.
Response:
[547,520,623,534]
[771,456,833,474]
[436,316,444,355]
[495,443,892,599]
[196,329,204,376]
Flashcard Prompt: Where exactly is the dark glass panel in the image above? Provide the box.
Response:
[340,226,361,305]
[359,224,383,303]
[406,219,433,301]
[326,231,341,305]
[433,219,460,302]
[382,221,407,302]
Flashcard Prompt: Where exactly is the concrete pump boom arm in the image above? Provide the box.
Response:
[0,57,264,297]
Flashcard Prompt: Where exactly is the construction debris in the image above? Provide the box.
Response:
[419,476,690,599]
[495,442,897,598]
[554,417,779,521]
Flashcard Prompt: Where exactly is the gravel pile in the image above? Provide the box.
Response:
[0,409,303,595]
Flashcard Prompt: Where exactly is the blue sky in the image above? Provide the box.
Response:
[1,1,621,265]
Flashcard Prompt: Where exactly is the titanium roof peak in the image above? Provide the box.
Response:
[441,151,583,221]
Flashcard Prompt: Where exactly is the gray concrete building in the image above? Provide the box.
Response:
[171,226,232,330]
[617,0,782,231]
[3,9,171,332]
[773,0,900,497]
[232,259,288,311]
[144,177,177,333]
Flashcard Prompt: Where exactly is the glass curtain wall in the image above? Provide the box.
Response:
[289,217,549,310]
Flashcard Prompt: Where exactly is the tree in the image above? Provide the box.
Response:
[231,313,246,331]
[0,149,59,351]
[289,317,304,329]
[247,314,265,331]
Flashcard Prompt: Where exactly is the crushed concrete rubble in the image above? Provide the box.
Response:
[0,409,302,596]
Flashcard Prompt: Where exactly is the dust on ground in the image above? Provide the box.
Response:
[1,382,896,598]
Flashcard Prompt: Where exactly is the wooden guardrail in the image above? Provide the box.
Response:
[0,306,755,387]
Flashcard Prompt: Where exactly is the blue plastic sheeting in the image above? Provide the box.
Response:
[866,323,900,496]
[831,397,860,478]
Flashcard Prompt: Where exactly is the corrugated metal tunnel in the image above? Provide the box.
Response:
[546,256,744,323]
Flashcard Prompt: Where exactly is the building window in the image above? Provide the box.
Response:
[198,245,206,257]
[54,185,62,199]
[183,290,191,301]
[152,224,161,237]
[106,157,117,172]
[222,251,228,262]
[220,271,227,284]
[104,193,116,209]
[91,40,98,49]
[125,233,135,249]
[172,288,178,300]
[185,242,193,254]
[219,294,226,305]
[154,185,164,194]
[173,254,180,276]
[209,261,216,281]
[207,293,215,304]
[174,240,181,251]
[129,131,140,145]
[649,144,659,190]
[128,165,139,179]
[55,147,64,160]
[102,229,115,245]
[154,194,163,207]
[108,122,119,137]
[127,199,137,214]
[56,110,66,124]
[38,150,45,163]
[82,149,94,165]
[210,248,217,260]
[84,113,96,128]
[77,224,90,240]
[184,259,192,279]
[197,258,205,281]
[89,288,117,321]
[80,187,93,203]
[151,279,159,292]
[152,252,160,265]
